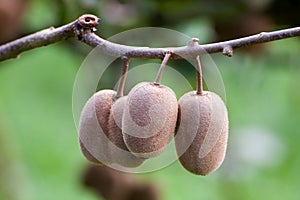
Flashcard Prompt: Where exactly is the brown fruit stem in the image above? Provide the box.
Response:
[115,56,130,99]
[196,55,204,95]
[154,51,172,85]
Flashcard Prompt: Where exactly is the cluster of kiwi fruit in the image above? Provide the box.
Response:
[79,52,229,175]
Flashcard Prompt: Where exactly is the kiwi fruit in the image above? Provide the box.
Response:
[108,96,145,167]
[79,139,103,164]
[175,91,228,175]
[78,89,116,165]
[122,82,178,158]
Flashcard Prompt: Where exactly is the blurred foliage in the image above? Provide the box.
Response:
[1,0,300,200]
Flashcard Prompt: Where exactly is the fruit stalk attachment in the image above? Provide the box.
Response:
[115,56,130,99]
[154,51,172,85]
[196,55,203,95]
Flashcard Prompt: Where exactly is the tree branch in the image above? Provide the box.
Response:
[0,22,76,61]
[0,14,300,62]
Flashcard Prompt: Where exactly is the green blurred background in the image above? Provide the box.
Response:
[0,0,300,200]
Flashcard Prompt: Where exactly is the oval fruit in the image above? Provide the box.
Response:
[78,90,116,165]
[122,82,178,158]
[175,91,228,175]
[108,96,145,167]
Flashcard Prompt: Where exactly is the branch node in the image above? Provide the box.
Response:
[78,14,100,28]
[258,32,267,40]
[187,37,199,47]
[121,55,129,61]
[222,46,233,57]
[75,14,100,40]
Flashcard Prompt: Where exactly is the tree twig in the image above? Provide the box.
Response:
[0,22,76,61]
[0,14,100,62]
[0,14,300,62]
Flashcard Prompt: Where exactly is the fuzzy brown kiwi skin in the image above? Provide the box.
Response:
[78,90,116,165]
[175,91,228,175]
[79,140,103,164]
[122,82,178,158]
[107,96,145,167]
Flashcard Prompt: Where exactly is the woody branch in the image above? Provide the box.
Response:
[0,14,300,62]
